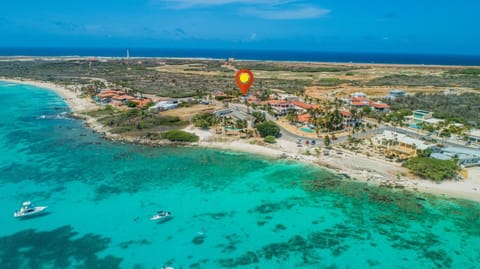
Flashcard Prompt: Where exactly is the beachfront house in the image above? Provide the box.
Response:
[373,130,430,158]
[431,146,480,167]
[466,129,480,145]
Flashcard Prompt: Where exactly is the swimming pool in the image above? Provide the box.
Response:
[300,127,314,133]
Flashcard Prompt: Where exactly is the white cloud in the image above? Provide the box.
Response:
[152,0,330,20]
[246,6,329,20]
[155,0,287,9]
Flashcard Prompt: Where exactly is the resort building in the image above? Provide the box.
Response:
[373,130,430,158]
[405,110,444,128]
[466,129,480,145]
[214,109,255,128]
[297,110,357,129]
[431,146,480,167]
[260,100,295,116]
[94,89,152,108]
[341,110,359,129]
[291,100,320,112]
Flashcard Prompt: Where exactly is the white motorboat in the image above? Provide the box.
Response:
[151,211,172,221]
[14,201,47,218]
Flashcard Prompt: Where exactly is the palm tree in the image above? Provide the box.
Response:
[286,109,299,123]
[235,119,248,130]
[326,109,343,132]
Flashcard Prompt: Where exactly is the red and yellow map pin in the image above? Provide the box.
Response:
[235,69,254,95]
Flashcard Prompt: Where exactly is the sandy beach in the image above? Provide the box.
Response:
[1,78,479,202]
[0,77,99,112]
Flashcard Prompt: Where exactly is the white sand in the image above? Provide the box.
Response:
[0,78,99,112]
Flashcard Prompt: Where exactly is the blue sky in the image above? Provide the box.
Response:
[1,0,479,54]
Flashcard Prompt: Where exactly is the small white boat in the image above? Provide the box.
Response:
[151,211,172,221]
[14,201,48,218]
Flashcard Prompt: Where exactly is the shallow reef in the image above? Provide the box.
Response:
[0,225,122,269]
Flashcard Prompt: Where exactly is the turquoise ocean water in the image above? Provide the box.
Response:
[0,81,479,269]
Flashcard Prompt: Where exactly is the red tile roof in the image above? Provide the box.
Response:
[292,101,319,110]
[268,100,291,106]
[370,102,390,109]
[351,101,368,106]
[341,110,352,117]
[112,95,126,100]
[96,93,116,98]
[298,113,310,123]
[351,97,368,102]
[123,95,136,100]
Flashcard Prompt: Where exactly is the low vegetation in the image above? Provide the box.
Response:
[263,136,276,144]
[388,93,480,126]
[192,112,219,128]
[161,130,199,142]
[86,107,187,134]
[367,74,480,88]
[315,78,348,86]
[235,63,361,73]
[448,68,480,75]
[403,157,460,182]
[256,121,281,137]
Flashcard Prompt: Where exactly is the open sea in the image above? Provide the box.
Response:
[1,47,480,66]
[0,81,479,269]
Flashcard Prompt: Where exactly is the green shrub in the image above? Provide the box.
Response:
[161,130,199,142]
[192,112,218,128]
[264,136,276,144]
[126,101,137,107]
[256,121,280,137]
[403,157,459,182]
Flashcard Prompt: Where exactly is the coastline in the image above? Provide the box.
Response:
[1,55,479,68]
[1,78,479,202]
[187,127,480,202]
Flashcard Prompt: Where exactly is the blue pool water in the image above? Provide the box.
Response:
[300,127,314,133]
[0,81,479,269]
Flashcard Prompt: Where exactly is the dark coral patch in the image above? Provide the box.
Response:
[0,226,122,269]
